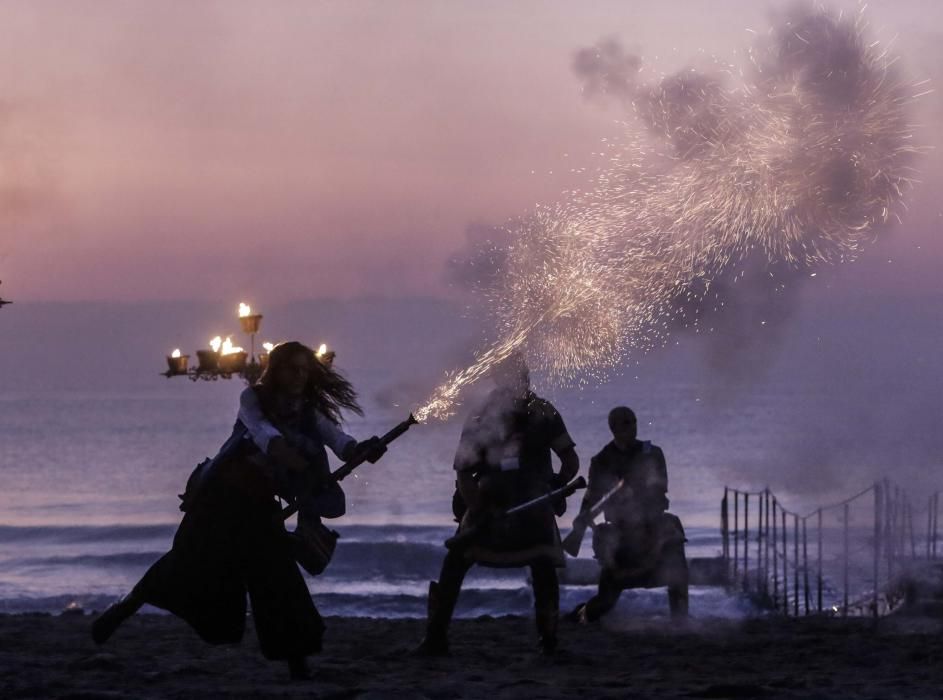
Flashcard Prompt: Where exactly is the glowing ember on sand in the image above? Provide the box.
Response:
[415,6,924,423]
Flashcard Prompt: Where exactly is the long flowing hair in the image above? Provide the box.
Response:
[255,341,362,425]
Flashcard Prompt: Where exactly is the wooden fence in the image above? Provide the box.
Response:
[721,480,938,617]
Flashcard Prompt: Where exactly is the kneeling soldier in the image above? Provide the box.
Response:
[570,406,688,622]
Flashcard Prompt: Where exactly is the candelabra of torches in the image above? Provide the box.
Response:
[163,302,333,385]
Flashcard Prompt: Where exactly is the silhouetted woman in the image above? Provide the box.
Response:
[91,341,384,679]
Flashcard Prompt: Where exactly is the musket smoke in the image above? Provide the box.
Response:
[417,5,923,421]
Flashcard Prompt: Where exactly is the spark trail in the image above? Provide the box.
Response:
[415,5,924,422]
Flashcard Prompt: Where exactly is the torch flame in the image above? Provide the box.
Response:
[316,343,328,357]
[221,336,245,356]
[262,342,274,353]
[171,348,181,358]
[238,302,251,318]
[210,336,223,353]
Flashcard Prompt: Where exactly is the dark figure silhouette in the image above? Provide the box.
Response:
[570,406,688,622]
[417,353,580,656]
[91,341,384,680]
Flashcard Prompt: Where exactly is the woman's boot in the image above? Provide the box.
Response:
[91,587,144,644]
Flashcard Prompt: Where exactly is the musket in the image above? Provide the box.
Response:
[561,478,625,557]
[444,475,587,551]
[281,413,418,520]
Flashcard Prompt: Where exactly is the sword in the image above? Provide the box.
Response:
[444,475,587,550]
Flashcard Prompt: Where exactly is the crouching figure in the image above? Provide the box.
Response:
[568,406,688,622]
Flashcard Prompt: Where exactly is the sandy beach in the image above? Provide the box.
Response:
[1,608,941,699]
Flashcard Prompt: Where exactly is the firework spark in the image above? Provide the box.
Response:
[415,5,923,422]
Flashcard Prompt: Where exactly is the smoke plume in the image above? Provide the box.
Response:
[418,4,921,421]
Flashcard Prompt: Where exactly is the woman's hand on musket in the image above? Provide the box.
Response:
[268,437,308,473]
[360,436,387,463]
[341,436,387,464]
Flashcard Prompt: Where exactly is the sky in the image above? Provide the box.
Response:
[0,0,940,304]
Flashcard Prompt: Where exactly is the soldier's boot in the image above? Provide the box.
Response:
[91,585,145,645]
[660,532,689,621]
[535,608,559,655]
[564,602,590,624]
[579,583,622,623]
[414,580,451,657]
[287,656,312,681]
[668,584,689,619]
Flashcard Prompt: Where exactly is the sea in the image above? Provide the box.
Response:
[1,295,940,619]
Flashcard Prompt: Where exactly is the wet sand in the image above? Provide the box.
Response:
[1,610,942,699]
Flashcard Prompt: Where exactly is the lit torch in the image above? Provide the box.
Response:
[196,336,222,373]
[238,302,262,335]
[260,341,275,371]
[165,348,189,376]
[218,336,247,374]
[315,342,336,367]
[237,302,263,376]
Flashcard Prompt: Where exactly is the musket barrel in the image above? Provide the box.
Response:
[282,413,418,519]
[331,414,418,482]
[562,478,625,557]
[379,413,419,445]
